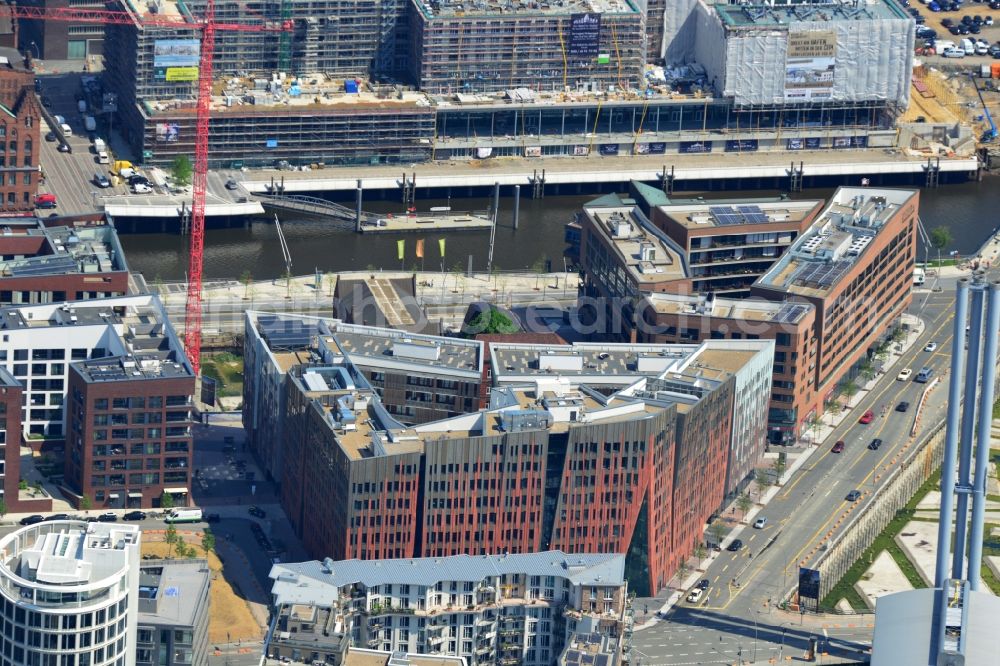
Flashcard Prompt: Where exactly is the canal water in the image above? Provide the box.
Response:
[119,176,1000,281]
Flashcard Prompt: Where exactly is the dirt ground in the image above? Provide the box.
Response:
[141,537,263,645]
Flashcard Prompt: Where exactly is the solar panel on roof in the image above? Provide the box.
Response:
[581,655,595,665]
[565,651,580,664]
[595,655,609,666]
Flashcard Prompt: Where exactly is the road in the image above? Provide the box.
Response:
[632,278,967,665]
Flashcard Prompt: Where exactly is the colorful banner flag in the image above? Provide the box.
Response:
[397,239,405,261]
[415,239,425,259]
[439,238,446,258]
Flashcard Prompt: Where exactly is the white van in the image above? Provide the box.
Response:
[164,508,203,523]
[935,39,956,53]
[60,123,72,137]
[962,38,976,55]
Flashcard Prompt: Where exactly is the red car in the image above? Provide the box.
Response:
[832,440,846,453]
[859,410,874,424]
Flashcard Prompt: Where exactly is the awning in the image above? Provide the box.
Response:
[109,493,120,499]
[164,487,188,494]
[127,492,142,498]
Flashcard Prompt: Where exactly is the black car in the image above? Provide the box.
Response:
[971,23,982,32]
[727,539,744,552]
[942,17,954,26]
[57,143,71,153]
[868,438,883,451]
[697,579,710,590]
[44,131,57,142]
[896,401,911,413]
[123,510,146,521]
[225,178,239,190]
[97,512,118,523]
[43,513,70,522]
[19,514,45,526]
[951,25,963,34]
[846,490,862,502]
[127,175,150,186]
[248,505,266,519]
[963,14,973,23]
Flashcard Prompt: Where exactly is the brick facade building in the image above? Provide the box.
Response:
[0,50,39,212]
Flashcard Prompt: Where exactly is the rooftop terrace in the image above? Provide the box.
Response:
[0,223,126,278]
[2,521,139,588]
[657,199,821,231]
[756,187,917,298]
[412,0,637,19]
[138,559,210,626]
[643,292,814,325]
[583,204,688,285]
[715,0,910,29]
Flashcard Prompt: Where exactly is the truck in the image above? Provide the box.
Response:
[93,138,106,153]
[164,508,203,524]
[913,266,926,285]
[84,115,96,133]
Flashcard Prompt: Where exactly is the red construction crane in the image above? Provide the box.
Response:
[0,0,290,374]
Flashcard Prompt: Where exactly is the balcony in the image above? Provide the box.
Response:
[428,635,444,645]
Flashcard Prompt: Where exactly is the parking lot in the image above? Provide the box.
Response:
[35,71,253,216]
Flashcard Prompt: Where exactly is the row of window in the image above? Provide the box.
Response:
[90,471,187,488]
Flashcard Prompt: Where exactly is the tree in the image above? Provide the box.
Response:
[841,379,860,407]
[160,491,175,510]
[201,529,216,560]
[772,455,787,484]
[0,499,7,520]
[531,256,547,290]
[171,155,193,187]
[676,561,692,589]
[467,308,518,336]
[240,270,253,301]
[79,495,92,514]
[807,413,824,443]
[736,493,753,522]
[707,521,727,549]
[929,226,952,267]
[755,468,773,495]
[694,543,707,565]
[859,360,876,383]
[451,262,465,294]
[165,524,178,558]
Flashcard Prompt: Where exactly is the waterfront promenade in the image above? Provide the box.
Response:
[240,149,979,194]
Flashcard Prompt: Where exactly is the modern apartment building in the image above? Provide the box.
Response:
[577,184,823,311]
[751,187,918,430]
[637,187,918,439]
[136,559,211,666]
[0,219,129,305]
[0,520,141,666]
[0,49,40,212]
[268,551,629,666]
[243,312,484,484]
[249,311,773,595]
[0,366,53,512]
[407,0,646,94]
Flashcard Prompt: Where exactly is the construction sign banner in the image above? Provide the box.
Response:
[784,30,836,101]
[165,67,199,82]
[439,238,446,258]
[415,239,425,259]
[568,13,601,59]
[397,240,405,261]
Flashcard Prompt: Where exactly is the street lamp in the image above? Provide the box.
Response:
[28,41,40,60]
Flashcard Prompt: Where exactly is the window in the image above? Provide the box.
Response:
[67,40,87,59]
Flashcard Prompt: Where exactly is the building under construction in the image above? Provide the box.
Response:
[407,0,647,94]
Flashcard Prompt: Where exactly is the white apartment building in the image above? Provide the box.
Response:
[0,520,141,666]
[269,552,630,666]
[0,294,179,438]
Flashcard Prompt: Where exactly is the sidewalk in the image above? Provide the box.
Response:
[633,314,927,629]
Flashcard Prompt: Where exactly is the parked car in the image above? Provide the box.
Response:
[225,178,239,190]
[124,511,146,521]
[57,143,71,153]
[727,539,744,552]
[896,401,911,412]
[697,579,710,590]
[130,183,153,194]
[248,505,267,519]
[897,368,913,381]
[859,410,875,424]
[34,193,57,209]
[832,440,846,453]
[43,513,70,522]
[97,512,118,523]
[846,490,862,502]
[44,131,56,142]
[94,172,110,188]
[127,174,150,186]
[686,588,705,603]
[753,516,768,529]
[868,438,883,451]
[19,515,45,526]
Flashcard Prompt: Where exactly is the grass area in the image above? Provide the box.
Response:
[886,541,928,589]
[982,522,1000,595]
[200,351,244,399]
[994,400,1000,419]
[992,448,1000,484]
[142,537,262,644]
[923,258,960,268]
[821,474,939,610]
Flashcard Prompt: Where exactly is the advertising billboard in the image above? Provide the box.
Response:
[524,146,542,157]
[784,31,836,101]
[634,142,666,155]
[798,567,821,599]
[787,137,823,150]
[599,144,619,156]
[153,39,200,68]
[725,139,759,153]
[568,13,601,59]
[573,146,590,156]
[155,123,180,143]
[165,67,199,82]
[679,141,713,154]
